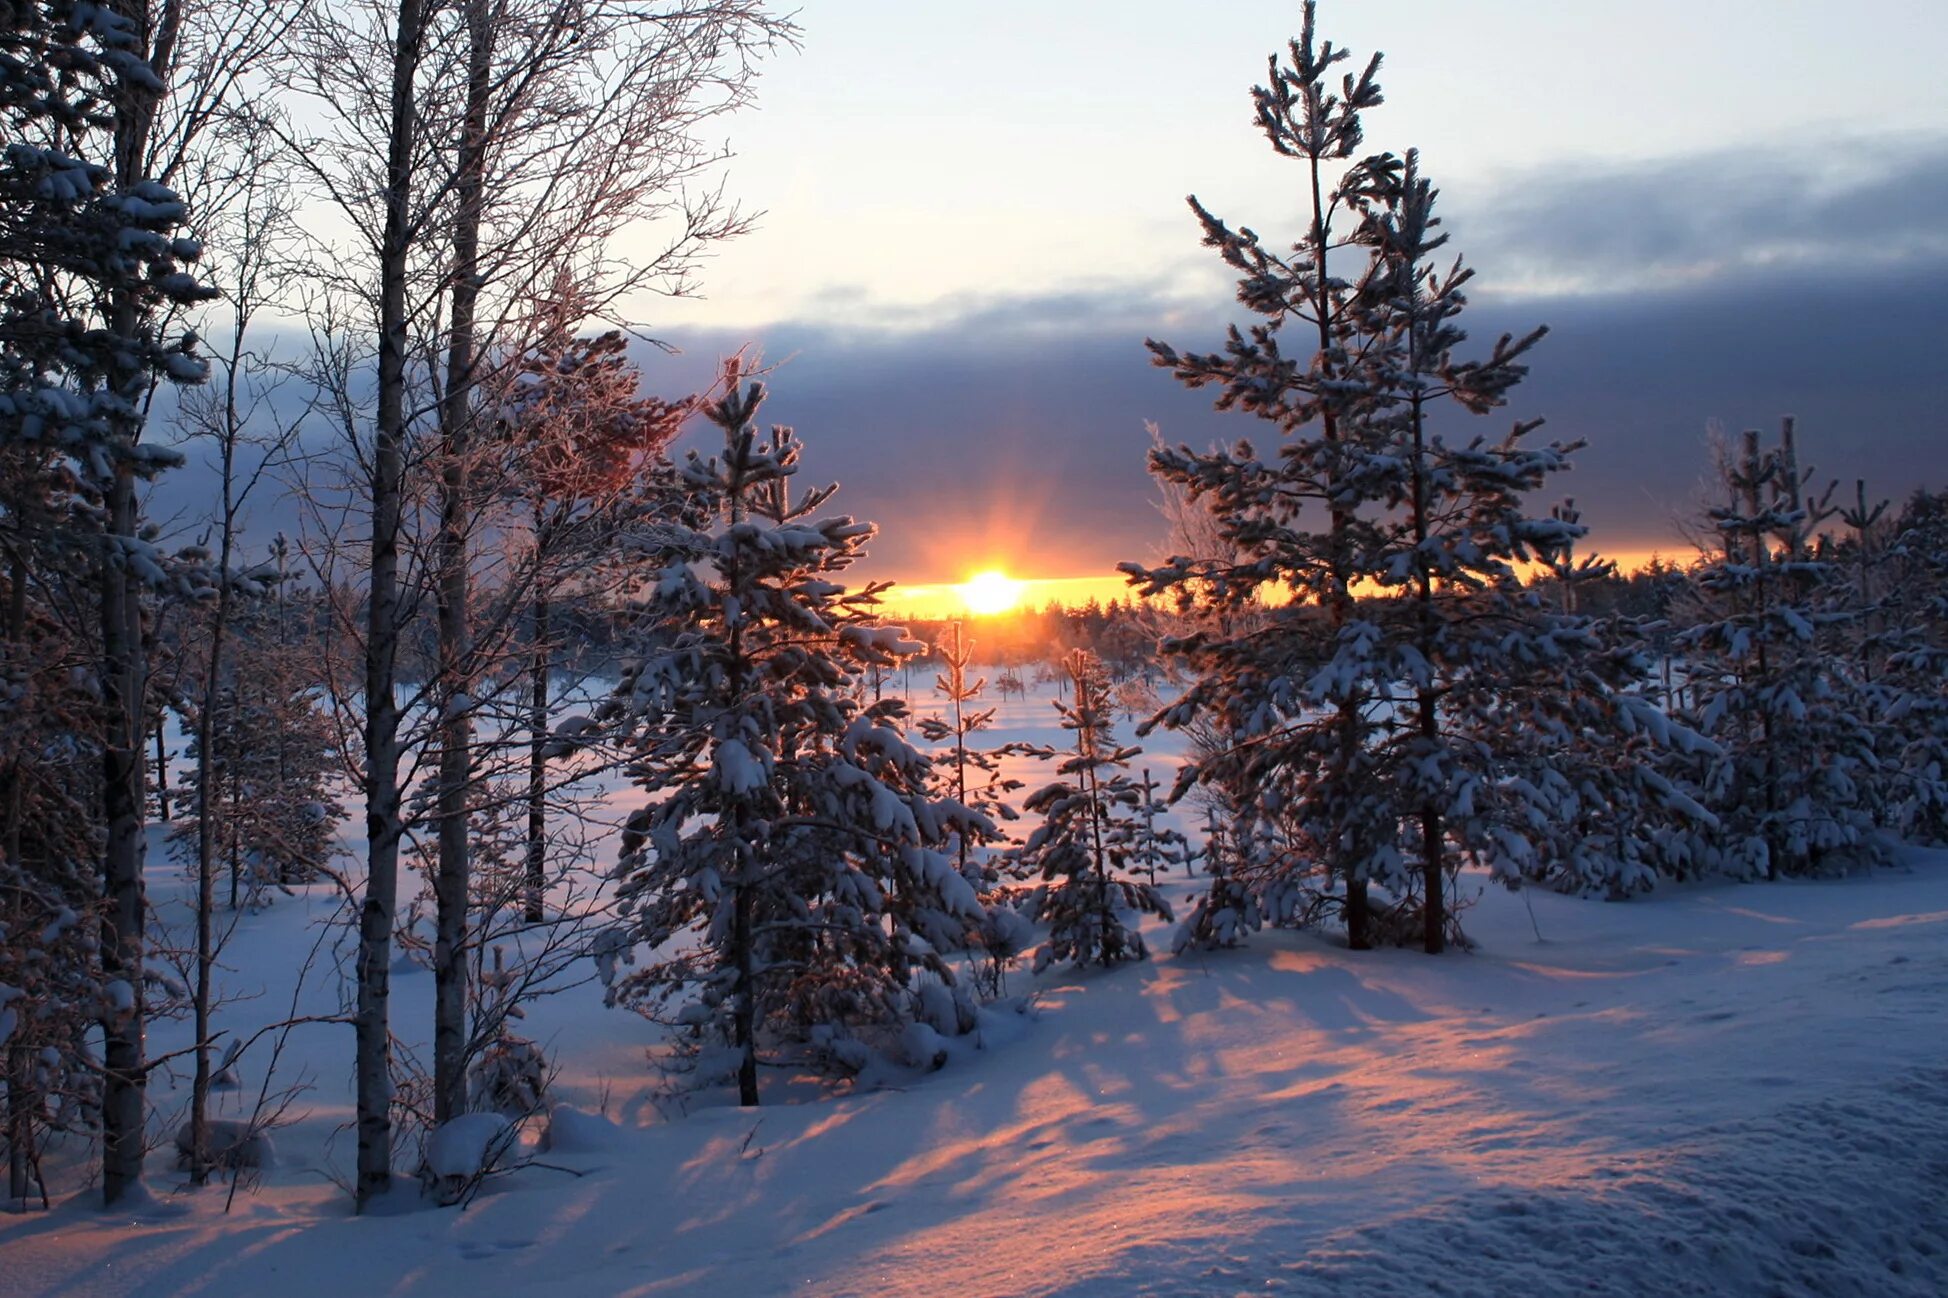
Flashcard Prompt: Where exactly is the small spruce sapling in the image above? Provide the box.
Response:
[916,623,1029,886]
[1019,650,1172,970]
[1173,802,1263,953]
[917,623,1039,996]
[1675,422,1887,877]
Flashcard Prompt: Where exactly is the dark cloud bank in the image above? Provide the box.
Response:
[652,140,1948,577]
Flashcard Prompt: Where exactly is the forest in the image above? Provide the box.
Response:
[2,2,1945,1295]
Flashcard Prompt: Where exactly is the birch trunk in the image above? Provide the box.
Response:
[187,428,237,1185]
[355,0,428,1210]
[432,0,493,1128]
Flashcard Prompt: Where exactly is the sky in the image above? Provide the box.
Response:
[615,0,1948,601]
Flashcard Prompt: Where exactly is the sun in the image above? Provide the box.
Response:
[959,569,1025,616]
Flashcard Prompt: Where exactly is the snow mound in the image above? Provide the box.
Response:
[538,1104,622,1154]
[898,1021,947,1071]
[424,1112,513,1182]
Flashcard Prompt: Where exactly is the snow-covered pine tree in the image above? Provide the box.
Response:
[1122,3,1399,950]
[1675,422,1890,877]
[1128,5,1704,951]
[1826,480,1906,837]
[1173,800,1264,953]
[1,0,217,1203]
[1882,489,1948,842]
[603,364,988,1103]
[1,354,107,1206]
[250,543,344,888]
[465,942,548,1120]
[1310,141,1715,946]
[1018,649,1172,970]
[1816,477,1948,848]
[1487,504,1720,898]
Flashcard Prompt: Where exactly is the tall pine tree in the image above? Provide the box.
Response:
[1128,3,1703,951]
[1,0,215,1202]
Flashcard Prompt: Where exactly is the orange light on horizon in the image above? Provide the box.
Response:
[958,569,1026,616]
[875,572,1139,620]
[870,547,1683,622]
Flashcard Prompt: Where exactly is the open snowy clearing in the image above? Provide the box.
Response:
[5,831,1945,1297]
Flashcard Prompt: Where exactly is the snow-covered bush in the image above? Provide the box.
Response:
[467,1033,549,1118]
[538,1104,621,1155]
[173,1119,275,1174]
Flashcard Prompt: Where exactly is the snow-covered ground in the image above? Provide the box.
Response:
[5,678,1946,1297]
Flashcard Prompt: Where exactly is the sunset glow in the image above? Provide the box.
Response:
[959,570,1026,616]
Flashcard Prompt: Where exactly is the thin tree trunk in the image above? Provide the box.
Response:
[524,589,549,923]
[5,1040,27,1204]
[6,544,32,1203]
[725,444,759,1109]
[1853,479,1875,681]
[188,429,237,1185]
[1420,794,1444,956]
[153,718,170,822]
[188,576,226,1184]
[1306,138,1368,952]
[227,744,243,910]
[356,0,429,1210]
[1141,768,1158,885]
[99,467,149,1205]
[1742,429,1780,878]
[3,547,24,880]
[1408,389,1444,956]
[733,866,758,1107]
[1074,659,1116,958]
[432,0,494,1129]
[949,622,969,879]
[274,540,294,883]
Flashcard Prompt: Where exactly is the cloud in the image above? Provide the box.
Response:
[1446,135,1948,296]
[654,139,1948,578]
[646,297,1220,580]
[140,140,1948,588]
